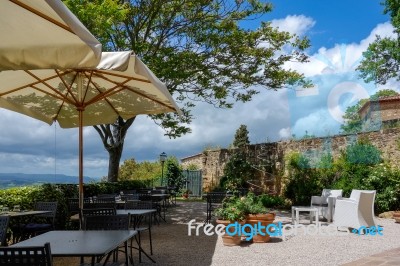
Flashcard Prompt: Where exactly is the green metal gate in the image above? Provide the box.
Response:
[182,170,203,197]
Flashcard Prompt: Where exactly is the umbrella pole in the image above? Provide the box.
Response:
[78,108,84,212]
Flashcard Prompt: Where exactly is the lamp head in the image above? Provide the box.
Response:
[159,152,167,163]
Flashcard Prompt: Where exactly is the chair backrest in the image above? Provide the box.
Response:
[84,215,130,230]
[93,197,116,203]
[97,194,117,198]
[207,192,227,204]
[355,191,376,227]
[81,208,116,217]
[0,216,9,246]
[0,242,52,266]
[138,193,153,201]
[121,194,139,201]
[125,200,153,210]
[34,202,57,225]
[321,189,342,198]
[349,189,375,201]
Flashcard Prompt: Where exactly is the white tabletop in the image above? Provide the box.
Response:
[12,230,137,257]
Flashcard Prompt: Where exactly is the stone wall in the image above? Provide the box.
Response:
[181,128,400,193]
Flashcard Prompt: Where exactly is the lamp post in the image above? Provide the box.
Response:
[159,152,167,187]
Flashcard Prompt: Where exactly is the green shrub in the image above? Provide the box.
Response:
[258,194,287,209]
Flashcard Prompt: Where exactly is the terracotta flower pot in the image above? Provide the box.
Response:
[246,213,276,243]
[393,211,400,223]
[216,219,243,246]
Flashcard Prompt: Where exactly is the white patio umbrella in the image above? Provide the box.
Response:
[0,0,101,70]
[0,51,182,208]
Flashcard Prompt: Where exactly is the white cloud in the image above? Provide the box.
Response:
[271,15,316,36]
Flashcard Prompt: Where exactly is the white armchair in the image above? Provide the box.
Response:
[334,190,376,230]
[311,189,342,222]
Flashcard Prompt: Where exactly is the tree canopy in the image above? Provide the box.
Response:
[64,0,311,181]
[358,0,400,85]
[233,124,250,148]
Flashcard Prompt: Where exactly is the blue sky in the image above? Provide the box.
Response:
[0,1,396,179]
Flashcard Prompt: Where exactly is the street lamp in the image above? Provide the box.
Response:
[159,152,167,187]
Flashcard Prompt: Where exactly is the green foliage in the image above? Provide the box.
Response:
[118,158,160,183]
[220,151,255,192]
[165,156,184,192]
[241,192,267,214]
[283,140,400,213]
[258,194,288,209]
[232,124,250,148]
[283,152,324,205]
[345,141,382,165]
[214,196,246,221]
[359,163,400,213]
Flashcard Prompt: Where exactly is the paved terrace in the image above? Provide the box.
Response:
[54,201,400,266]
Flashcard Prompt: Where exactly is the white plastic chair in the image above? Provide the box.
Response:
[333,190,376,230]
[311,189,342,222]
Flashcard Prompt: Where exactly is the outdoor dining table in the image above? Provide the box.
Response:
[12,230,137,266]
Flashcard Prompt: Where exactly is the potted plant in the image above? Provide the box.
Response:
[242,192,276,243]
[182,189,190,199]
[214,196,246,246]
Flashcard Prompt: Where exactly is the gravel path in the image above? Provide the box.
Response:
[54,201,400,266]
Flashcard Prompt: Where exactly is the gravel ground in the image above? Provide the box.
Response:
[54,201,400,266]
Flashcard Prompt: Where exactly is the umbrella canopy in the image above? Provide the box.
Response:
[0,0,101,70]
[0,51,181,208]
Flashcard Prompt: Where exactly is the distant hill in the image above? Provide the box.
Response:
[0,173,99,188]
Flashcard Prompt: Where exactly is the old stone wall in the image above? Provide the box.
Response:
[180,128,400,193]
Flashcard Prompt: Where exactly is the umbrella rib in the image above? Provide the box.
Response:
[55,70,81,106]
[0,70,75,97]
[24,70,76,106]
[9,0,74,33]
[81,72,121,116]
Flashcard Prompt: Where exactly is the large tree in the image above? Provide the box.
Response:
[358,0,400,85]
[64,0,311,181]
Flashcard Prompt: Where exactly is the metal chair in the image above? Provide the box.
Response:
[0,216,9,246]
[80,208,116,229]
[125,200,154,263]
[84,215,131,265]
[20,202,57,240]
[205,192,227,223]
[0,242,52,266]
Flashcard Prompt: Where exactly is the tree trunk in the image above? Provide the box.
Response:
[93,116,136,182]
[107,144,124,182]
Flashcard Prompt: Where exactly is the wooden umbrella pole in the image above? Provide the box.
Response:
[78,107,84,212]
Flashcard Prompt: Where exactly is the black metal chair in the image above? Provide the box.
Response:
[0,216,9,246]
[20,202,57,240]
[0,242,52,266]
[80,208,116,229]
[84,215,131,265]
[205,192,227,223]
[125,200,154,263]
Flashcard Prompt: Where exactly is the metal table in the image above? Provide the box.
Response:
[12,230,137,266]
